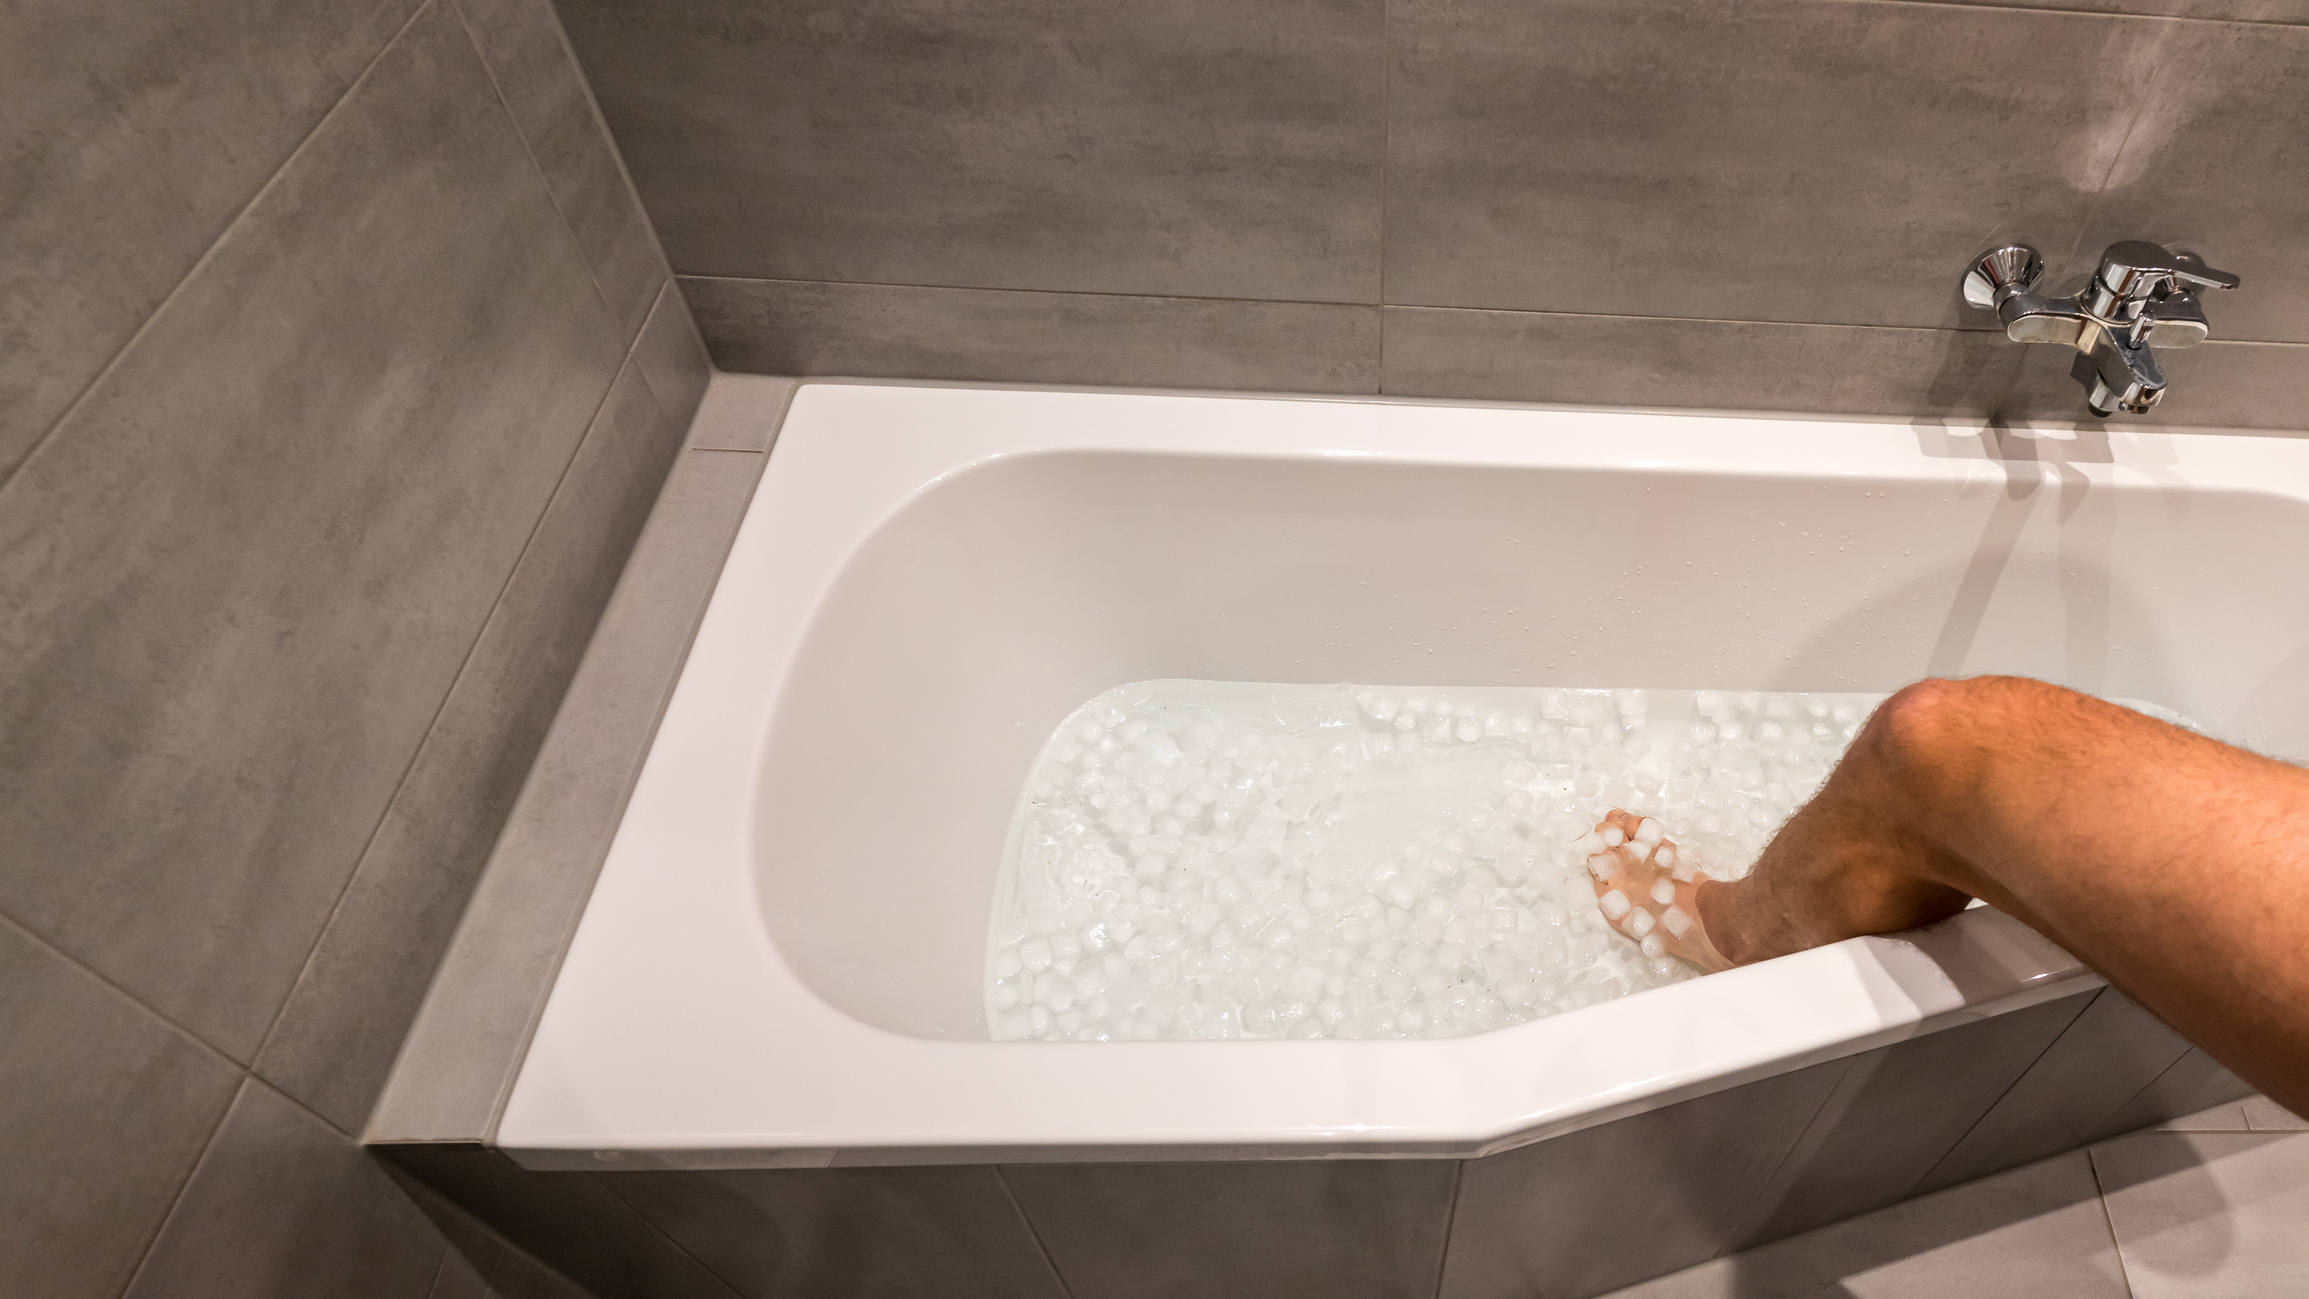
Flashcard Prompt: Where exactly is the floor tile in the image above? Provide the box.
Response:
[126,1080,447,1299]
[0,0,624,1060]
[2242,1096,2309,1132]
[2095,1130,2309,1297]
[1602,1151,2127,1299]
[561,0,1384,302]
[0,919,242,1299]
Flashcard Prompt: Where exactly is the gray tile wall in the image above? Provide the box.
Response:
[1,0,707,1291]
[558,0,2309,429]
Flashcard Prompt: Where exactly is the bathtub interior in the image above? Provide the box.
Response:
[753,445,2309,1042]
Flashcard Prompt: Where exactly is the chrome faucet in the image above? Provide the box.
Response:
[1961,240,2240,417]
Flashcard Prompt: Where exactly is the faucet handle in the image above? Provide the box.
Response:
[1961,245,2045,309]
[2095,240,2239,303]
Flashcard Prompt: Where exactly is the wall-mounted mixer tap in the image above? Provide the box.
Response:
[1961,240,2240,417]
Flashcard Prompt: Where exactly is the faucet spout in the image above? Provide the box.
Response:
[2072,324,2167,417]
[1960,240,2238,418]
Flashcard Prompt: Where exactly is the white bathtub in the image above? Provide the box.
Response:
[498,382,2309,1169]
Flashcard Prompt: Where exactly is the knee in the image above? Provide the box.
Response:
[1869,675,2057,786]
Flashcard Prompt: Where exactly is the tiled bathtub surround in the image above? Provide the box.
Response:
[559,0,2309,428]
[0,0,705,1291]
[379,982,2257,1299]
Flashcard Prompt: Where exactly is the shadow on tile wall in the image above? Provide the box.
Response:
[0,0,707,1293]
[558,0,2309,428]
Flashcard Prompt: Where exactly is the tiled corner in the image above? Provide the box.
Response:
[1915,989,2196,1195]
[256,355,683,1133]
[370,446,769,1143]
[0,0,625,1061]
[1003,1159,1453,1299]
[1728,991,2094,1251]
[605,1165,1067,1299]
[560,0,1384,303]
[684,375,800,454]
[1441,1058,1848,1299]
[0,0,424,474]
[0,919,243,1299]
[124,1080,448,1299]
[1384,0,2155,329]
[1380,306,2026,417]
[1602,1151,2128,1299]
[2094,1130,2309,1297]
[632,280,716,434]
[2243,1095,2309,1132]
[453,0,669,340]
[683,277,1381,394]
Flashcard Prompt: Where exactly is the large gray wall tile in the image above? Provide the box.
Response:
[685,277,1381,394]
[0,0,423,476]
[0,919,243,1299]
[2094,1131,2309,1298]
[1381,306,2024,417]
[1602,1151,2127,1299]
[455,0,669,340]
[605,1166,1065,1299]
[1441,1057,1848,1299]
[126,1081,448,1298]
[1729,992,2094,1251]
[558,0,1384,302]
[371,446,769,1143]
[1385,0,2157,329]
[1004,1159,1454,1299]
[256,356,683,1133]
[0,0,626,1060]
[1916,988,2197,1195]
[2072,17,2309,343]
[382,1146,740,1299]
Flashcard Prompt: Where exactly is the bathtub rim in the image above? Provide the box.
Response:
[478,376,2309,1170]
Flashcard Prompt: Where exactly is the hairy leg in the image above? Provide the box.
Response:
[1661,676,2309,1111]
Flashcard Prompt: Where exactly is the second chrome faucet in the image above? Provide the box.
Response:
[1962,240,2239,417]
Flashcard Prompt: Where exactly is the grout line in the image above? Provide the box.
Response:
[444,0,636,348]
[2086,1146,2141,1298]
[1377,0,1393,392]
[673,272,2309,350]
[1901,988,2104,1200]
[249,293,647,1076]
[113,1075,254,1298]
[1857,0,2305,29]
[532,0,680,293]
[0,0,437,506]
[0,907,242,1074]
[1429,1161,1467,1299]
[585,1168,752,1299]
[1717,1054,1866,1257]
[995,1165,1080,1299]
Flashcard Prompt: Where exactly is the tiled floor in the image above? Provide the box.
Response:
[1604,1097,2309,1299]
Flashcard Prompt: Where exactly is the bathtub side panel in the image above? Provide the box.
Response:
[1912,988,2196,1196]
[1002,1157,1458,1299]
[1724,988,2095,1251]
[1440,1054,1848,1299]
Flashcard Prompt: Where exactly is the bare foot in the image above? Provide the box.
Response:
[1582,809,1736,973]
